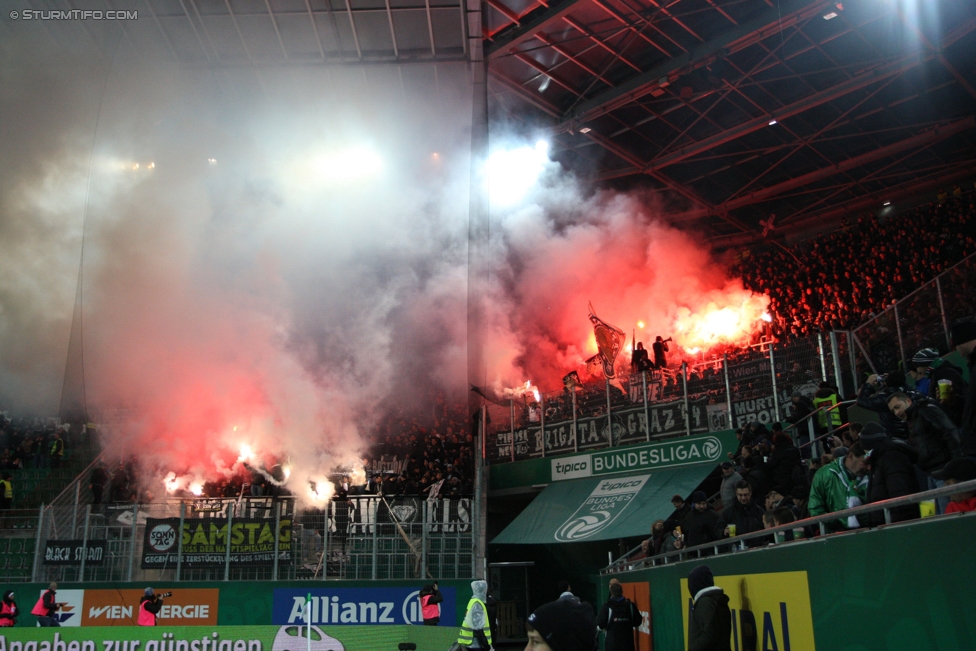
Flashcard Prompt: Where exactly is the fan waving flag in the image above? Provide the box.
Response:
[588,302,625,379]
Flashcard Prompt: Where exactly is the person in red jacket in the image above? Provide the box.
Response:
[0,591,18,627]
[942,458,976,514]
[419,583,443,625]
[138,588,165,626]
[31,583,63,627]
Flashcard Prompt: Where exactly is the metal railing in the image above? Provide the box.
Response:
[602,477,976,574]
[27,494,473,584]
[852,251,976,373]
[485,335,857,464]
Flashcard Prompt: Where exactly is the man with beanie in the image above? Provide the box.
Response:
[951,319,976,458]
[907,348,967,425]
[459,581,492,650]
[597,583,642,651]
[675,492,721,552]
[526,598,597,651]
[859,422,920,524]
[686,566,731,651]
[942,458,976,513]
[138,588,164,626]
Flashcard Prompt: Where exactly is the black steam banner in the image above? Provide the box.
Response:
[141,517,292,568]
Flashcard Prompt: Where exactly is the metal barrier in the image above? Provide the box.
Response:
[28,495,474,583]
[602,477,976,573]
[852,251,976,372]
[484,335,855,464]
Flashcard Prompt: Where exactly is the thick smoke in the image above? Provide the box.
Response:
[0,31,767,499]
[0,34,474,502]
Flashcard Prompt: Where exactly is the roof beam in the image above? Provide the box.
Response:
[560,0,833,126]
[644,53,931,173]
[485,0,589,59]
[671,116,975,221]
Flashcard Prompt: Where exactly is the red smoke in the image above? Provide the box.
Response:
[484,192,769,392]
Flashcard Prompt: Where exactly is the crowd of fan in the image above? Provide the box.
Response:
[639,318,976,559]
[0,416,70,472]
[358,392,475,497]
[732,189,976,337]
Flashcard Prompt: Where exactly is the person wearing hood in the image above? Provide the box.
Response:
[459,581,492,650]
[0,591,18,627]
[686,566,731,651]
[138,588,164,626]
[419,582,443,625]
[596,583,641,651]
[859,422,921,525]
[763,432,802,495]
[526,597,597,651]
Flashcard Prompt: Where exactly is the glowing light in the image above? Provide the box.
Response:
[238,443,253,462]
[768,120,778,126]
[283,465,292,481]
[208,158,217,165]
[823,11,837,19]
[532,385,541,403]
[637,321,645,329]
[486,140,550,208]
[671,294,770,350]
[308,480,334,504]
[148,162,155,169]
[761,312,773,323]
[431,152,440,159]
[132,163,140,170]
[163,472,180,494]
[883,201,891,206]
[189,483,203,496]
[687,347,701,354]
[579,127,592,134]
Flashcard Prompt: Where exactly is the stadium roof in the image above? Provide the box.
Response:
[9,0,975,245]
[485,0,976,244]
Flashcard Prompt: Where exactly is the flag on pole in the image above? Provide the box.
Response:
[588,302,625,379]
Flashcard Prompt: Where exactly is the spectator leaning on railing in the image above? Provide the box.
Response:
[718,482,765,548]
[808,441,868,531]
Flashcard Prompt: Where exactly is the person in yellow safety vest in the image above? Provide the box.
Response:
[0,474,12,510]
[50,432,65,470]
[813,382,842,430]
[458,581,492,650]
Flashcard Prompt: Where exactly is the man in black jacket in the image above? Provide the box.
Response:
[597,583,642,651]
[675,492,720,552]
[687,565,731,651]
[857,371,911,439]
[888,391,963,512]
[858,422,920,524]
[763,432,802,495]
[950,320,976,458]
[718,482,765,548]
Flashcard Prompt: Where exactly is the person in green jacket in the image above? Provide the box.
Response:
[458,580,492,650]
[808,442,868,531]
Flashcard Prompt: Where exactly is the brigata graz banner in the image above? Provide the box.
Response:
[141,517,292,568]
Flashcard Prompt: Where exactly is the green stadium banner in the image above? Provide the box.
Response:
[597,513,976,651]
[0,625,459,651]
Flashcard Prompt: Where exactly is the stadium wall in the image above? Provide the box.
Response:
[4,580,473,628]
[597,512,976,651]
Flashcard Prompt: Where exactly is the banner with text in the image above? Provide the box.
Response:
[272,587,458,626]
[141,517,292,569]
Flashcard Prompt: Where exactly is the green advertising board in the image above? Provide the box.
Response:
[599,513,976,651]
[0,625,459,651]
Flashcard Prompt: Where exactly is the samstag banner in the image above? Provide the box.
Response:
[141,517,292,569]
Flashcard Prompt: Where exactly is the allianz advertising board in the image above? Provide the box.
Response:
[550,432,726,481]
[272,588,457,626]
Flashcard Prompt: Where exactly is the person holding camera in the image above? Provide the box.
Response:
[419,582,443,626]
[31,582,66,627]
[856,371,912,439]
[138,588,167,626]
